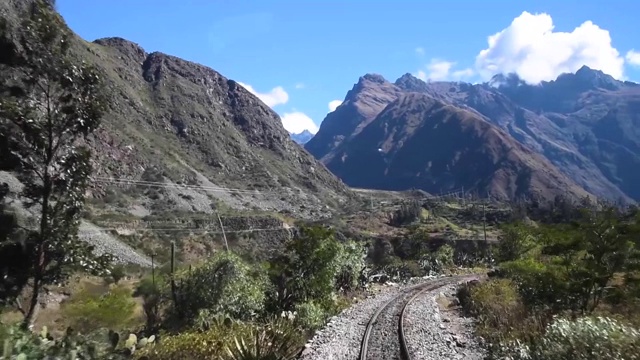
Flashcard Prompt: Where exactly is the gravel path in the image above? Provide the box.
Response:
[299,276,483,360]
[404,283,485,360]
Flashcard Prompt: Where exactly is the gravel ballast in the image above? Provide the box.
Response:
[403,283,485,359]
[300,276,484,360]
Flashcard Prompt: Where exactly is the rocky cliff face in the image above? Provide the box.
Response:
[0,2,353,220]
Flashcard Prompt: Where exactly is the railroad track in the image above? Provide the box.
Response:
[359,275,478,360]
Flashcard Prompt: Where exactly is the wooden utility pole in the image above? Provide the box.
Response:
[151,253,156,286]
[482,200,487,243]
[216,212,229,251]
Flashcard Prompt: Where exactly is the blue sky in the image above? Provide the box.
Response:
[57,1,640,134]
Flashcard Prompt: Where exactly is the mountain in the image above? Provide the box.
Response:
[322,92,590,201]
[307,68,640,203]
[305,74,404,163]
[290,130,314,144]
[0,1,353,220]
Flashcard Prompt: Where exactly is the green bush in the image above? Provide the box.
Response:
[139,318,303,360]
[62,285,137,333]
[1,325,133,359]
[109,264,127,284]
[294,301,328,331]
[459,279,525,331]
[225,317,304,360]
[172,251,267,325]
[497,317,640,360]
[334,241,366,292]
[137,326,241,360]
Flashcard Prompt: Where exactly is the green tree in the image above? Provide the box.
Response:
[0,0,111,326]
[171,251,266,326]
[267,226,346,312]
[496,223,537,263]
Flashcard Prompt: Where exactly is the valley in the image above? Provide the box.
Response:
[1,1,639,360]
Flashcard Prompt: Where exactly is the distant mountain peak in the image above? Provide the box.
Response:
[360,73,388,84]
[394,73,429,92]
[290,129,314,145]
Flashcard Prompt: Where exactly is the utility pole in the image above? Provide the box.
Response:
[216,212,229,251]
[151,253,155,286]
[482,200,487,243]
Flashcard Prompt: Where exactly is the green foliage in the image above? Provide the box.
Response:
[419,244,455,274]
[388,201,422,227]
[61,285,137,333]
[137,322,249,360]
[333,240,366,293]
[224,318,304,360]
[171,251,267,325]
[0,0,111,324]
[467,204,640,358]
[497,317,640,360]
[496,223,537,262]
[134,276,164,331]
[293,301,327,331]
[109,264,127,285]
[265,226,365,321]
[0,324,139,359]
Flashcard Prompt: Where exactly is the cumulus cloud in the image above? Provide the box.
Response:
[475,11,625,83]
[237,82,289,107]
[626,50,640,66]
[328,100,343,112]
[415,59,474,81]
[280,112,319,134]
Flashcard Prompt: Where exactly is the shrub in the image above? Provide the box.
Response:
[171,251,267,325]
[294,301,327,331]
[420,244,455,274]
[109,264,127,284]
[388,201,422,227]
[138,326,242,360]
[457,279,545,347]
[497,317,640,360]
[266,226,345,312]
[334,241,366,292]
[62,285,137,333]
[225,317,304,360]
[139,318,304,360]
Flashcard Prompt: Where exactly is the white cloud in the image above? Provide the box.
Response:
[237,82,289,107]
[295,83,305,89]
[626,50,640,66]
[328,100,343,112]
[415,59,474,81]
[415,47,425,56]
[475,11,625,83]
[280,112,319,134]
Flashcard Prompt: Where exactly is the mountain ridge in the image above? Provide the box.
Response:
[0,2,354,220]
[306,67,640,203]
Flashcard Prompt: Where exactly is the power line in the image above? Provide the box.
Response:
[90,176,275,195]
[80,227,293,234]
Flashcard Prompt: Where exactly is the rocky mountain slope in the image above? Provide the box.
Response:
[308,68,640,203]
[324,93,589,201]
[0,1,353,221]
